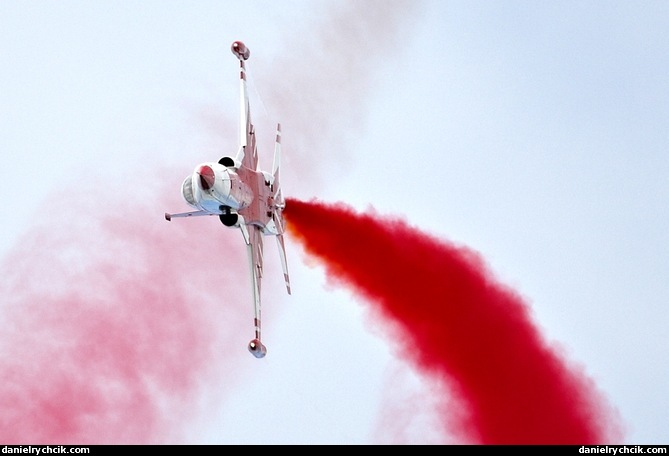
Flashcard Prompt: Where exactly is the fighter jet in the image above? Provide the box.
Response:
[165,41,291,359]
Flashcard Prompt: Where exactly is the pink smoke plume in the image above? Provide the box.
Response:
[0,0,526,444]
[247,0,420,196]
[0,167,251,444]
[3,0,626,443]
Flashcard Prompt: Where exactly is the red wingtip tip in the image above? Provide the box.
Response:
[231,41,250,60]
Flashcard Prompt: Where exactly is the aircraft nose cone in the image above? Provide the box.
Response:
[197,165,215,190]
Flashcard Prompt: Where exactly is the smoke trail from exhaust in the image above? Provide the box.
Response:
[0,169,249,444]
[283,197,624,444]
[0,1,424,443]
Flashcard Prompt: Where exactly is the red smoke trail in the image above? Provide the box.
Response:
[0,1,423,443]
[283,197,624,444]
[0,169,249,444]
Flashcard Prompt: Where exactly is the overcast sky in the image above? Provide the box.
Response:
[1,0,668,444]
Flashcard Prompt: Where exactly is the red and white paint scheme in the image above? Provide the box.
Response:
[165,40,291,359]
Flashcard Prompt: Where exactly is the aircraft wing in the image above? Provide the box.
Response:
[233,42,259,172]
[239,221,264,354]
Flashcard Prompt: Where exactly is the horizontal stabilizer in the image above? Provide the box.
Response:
[276,234,291,295]
[164,211,216,221]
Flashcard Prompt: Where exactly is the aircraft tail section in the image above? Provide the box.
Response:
[272,123,281,179]
[271,123,291,295]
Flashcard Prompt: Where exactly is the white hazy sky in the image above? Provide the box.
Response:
[1,0,668,445]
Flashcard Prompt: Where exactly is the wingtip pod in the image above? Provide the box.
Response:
[231,41,250,60]
[248,339,267,358]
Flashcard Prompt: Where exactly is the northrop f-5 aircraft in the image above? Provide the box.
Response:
[165,41,291,359]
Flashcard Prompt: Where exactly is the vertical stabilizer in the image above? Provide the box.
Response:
[272,123,281,178]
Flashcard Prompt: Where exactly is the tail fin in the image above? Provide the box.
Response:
[271,123,291,295]
[271,123,284,219]
[272,123,281,179]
